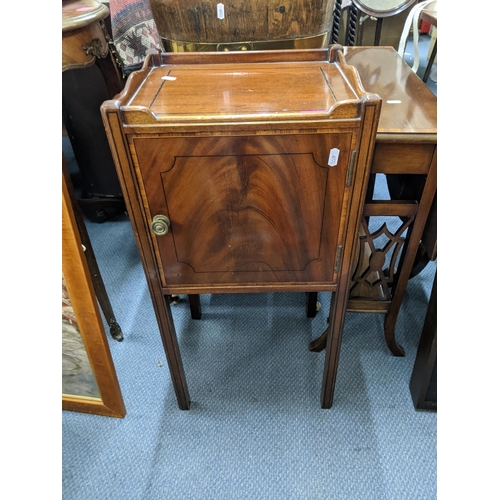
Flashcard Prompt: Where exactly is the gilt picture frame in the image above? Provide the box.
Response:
[62,167,126,418]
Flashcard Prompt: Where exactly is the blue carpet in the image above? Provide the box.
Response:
[63,209,436,499]
[62,36,437,500]
[62,172,437,499]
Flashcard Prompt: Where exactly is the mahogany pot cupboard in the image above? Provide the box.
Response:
[101,46,381,409]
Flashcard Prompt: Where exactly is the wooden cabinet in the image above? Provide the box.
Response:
[101,46,381,409]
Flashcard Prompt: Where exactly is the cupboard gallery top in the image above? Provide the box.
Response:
[101,46,381,410]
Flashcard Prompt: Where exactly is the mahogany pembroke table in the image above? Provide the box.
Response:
[310,46,437,358]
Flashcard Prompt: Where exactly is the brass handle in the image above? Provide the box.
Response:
[150,215,171,236]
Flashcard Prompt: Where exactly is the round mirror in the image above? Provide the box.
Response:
[351,0,416,17]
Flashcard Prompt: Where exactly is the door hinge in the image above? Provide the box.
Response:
[335,245,343,272]
[347,151,357,186]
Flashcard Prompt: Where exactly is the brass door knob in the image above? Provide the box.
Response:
[150,215,171,236]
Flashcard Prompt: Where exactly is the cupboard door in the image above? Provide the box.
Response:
[131,133,353,287]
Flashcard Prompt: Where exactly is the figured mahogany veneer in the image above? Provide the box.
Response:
[102,46,381,410]
[130,133,351,291]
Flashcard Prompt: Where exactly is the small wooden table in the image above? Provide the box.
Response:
[63,0,126,224]
[62,0,122,85]
[310,46,437,366]
[63,0,110,68]
[346,45,436,357]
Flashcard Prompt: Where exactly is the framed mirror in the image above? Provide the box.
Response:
[351,0,416,17]
[62,167,126,418]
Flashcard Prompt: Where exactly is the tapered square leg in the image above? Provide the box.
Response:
[188,294,202,320]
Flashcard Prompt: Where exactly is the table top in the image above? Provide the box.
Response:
[62,0,109,32]
[344,46,437,138]
[114,48,379,125]
[421,1,437,28]
[114,46,436,136]
[128,62,360,123]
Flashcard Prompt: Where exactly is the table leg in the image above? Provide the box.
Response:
[330,0,343,44]
[320,291,346,408]
[422,41,437,83]
[383,152,437,356]
[62,158,124,341]
[409,271,437,411]
[188,294,202,319]
[306,292,318,318]
[345,5,358,46]
[374,17,384,46]
[155,295,191,410]
[102,108,191,410]
[80,226,124,342]
[309,327,328,352]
